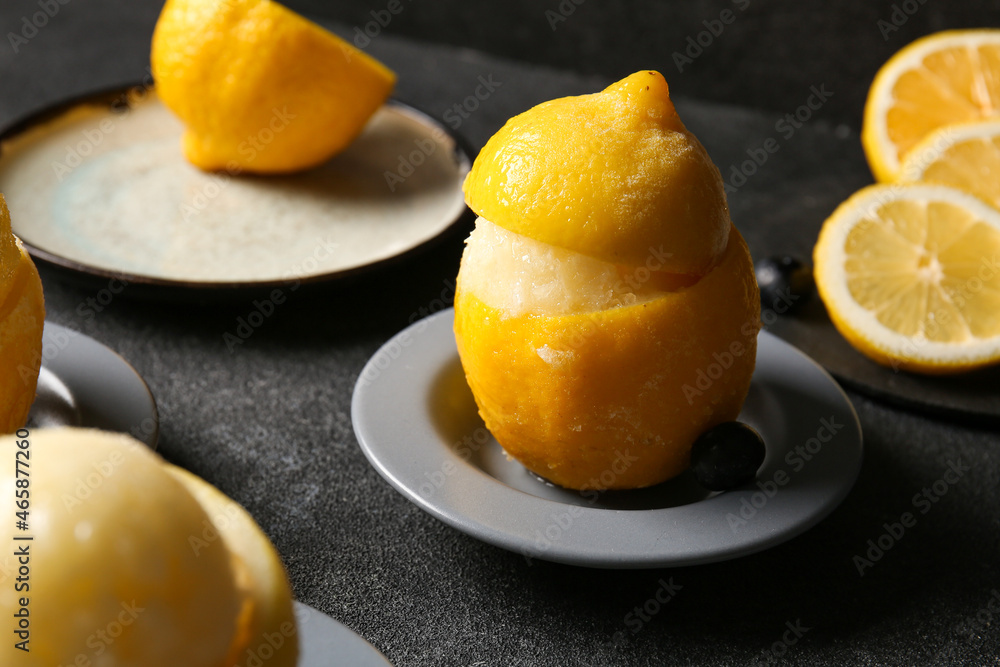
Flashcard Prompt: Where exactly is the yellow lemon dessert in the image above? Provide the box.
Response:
[152,0,396,173]
[0,194,44,434]
[455,71,760,490]
[0,428,298,666]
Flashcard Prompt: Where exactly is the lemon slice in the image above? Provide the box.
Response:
[814,183,1000,373]
[862,29,1000,183]
[899,120,1000,209]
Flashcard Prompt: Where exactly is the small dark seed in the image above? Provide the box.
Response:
[690,421,766,491]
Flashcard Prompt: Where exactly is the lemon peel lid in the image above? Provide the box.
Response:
[463,70,731,273]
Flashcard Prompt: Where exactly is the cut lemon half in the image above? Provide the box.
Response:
[899,120,1000,210]
[862,29,1000,183]
[814,183,1000,373]
[152,0,396,173]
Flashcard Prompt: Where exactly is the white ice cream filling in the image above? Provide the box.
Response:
[459,216,676,317]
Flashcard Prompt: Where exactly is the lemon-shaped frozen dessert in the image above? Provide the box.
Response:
[0,428,297,666]
[0,194,44,434]
[455,71,760,490]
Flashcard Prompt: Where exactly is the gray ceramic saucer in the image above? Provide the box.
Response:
[296,602,392,666]
[28,321,158,448]
[352,308,864,569]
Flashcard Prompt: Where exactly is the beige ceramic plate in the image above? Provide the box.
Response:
[0,89,470,292]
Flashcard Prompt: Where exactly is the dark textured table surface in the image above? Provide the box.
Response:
[2,2,1000,666]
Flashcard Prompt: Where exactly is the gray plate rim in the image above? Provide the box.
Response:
[352,308,864,569]
[30,321,159,448]
[296,601,392,666]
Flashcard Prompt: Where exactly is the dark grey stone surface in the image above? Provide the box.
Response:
[294,0,1000,124]
[1,2,999,666]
